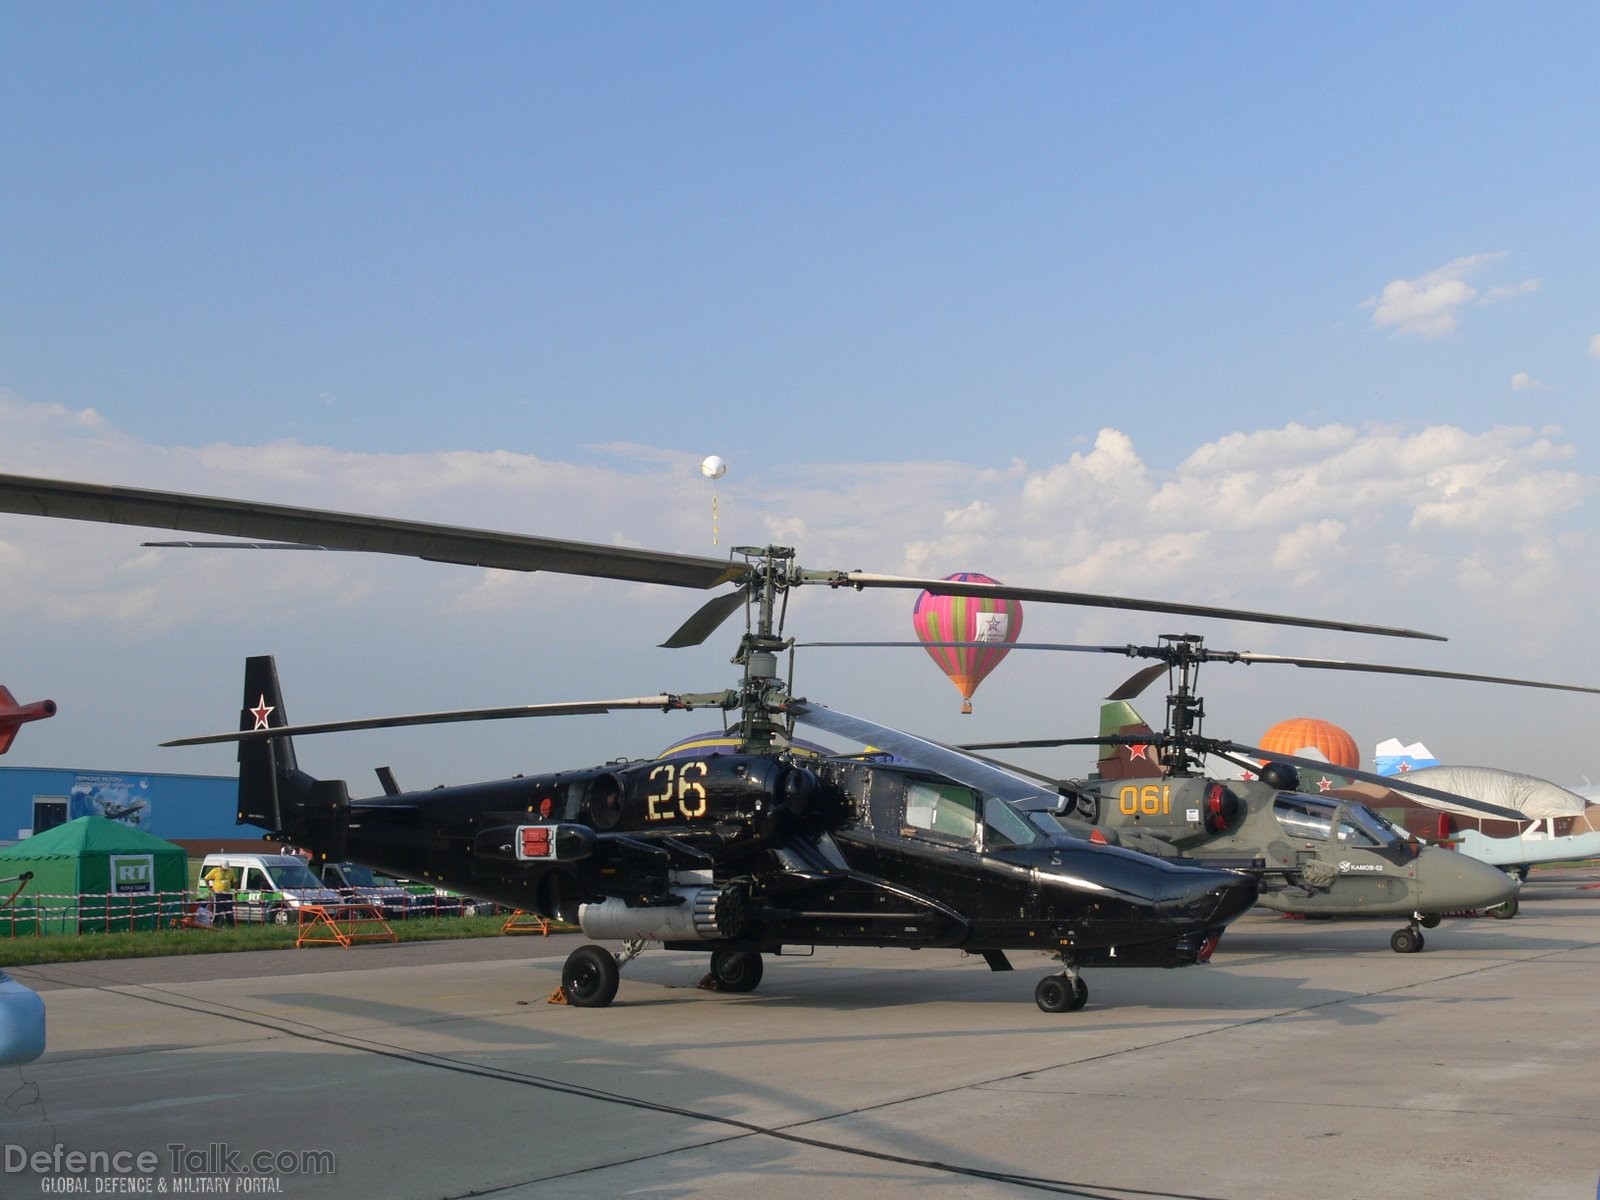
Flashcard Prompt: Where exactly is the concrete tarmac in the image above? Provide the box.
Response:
[3,867,1598,1200]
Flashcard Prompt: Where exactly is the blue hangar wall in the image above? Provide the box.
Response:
[0,765,239,844]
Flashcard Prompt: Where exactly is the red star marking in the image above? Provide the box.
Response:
[1129,743,1150,760]
[1318,778,1333,792]
[250,695,275,731]
[1398,761,1412,772]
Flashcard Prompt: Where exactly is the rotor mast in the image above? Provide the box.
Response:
[1161,634,1207,776]
[730,546,796,754]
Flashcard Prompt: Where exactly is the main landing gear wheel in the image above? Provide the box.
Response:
[1419,913,1441,929]
[1034,973,1088,1013]
[710,953,764,992]
[561,944,621,1007]
[1390,927,1424,954]
[707,950,764,993]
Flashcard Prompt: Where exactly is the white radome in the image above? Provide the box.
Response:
[700,455,727,480]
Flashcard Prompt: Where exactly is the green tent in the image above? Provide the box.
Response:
[0,816,189,933]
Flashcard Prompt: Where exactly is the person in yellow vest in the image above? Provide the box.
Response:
[201,865,238,925]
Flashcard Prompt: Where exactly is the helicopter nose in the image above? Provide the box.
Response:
[1162,867,1259,926]
[1419,849,1519,912]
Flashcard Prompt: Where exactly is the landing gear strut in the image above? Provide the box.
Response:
[1035,962,1089,1013]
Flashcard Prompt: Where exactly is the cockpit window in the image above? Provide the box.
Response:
[905,782,978,841]
[1339,802,1407,848]
[1272,794,1404,848]
[903,781,1046,849]
[981,795,1046,848]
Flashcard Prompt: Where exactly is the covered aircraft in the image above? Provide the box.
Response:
[1335,741,1600,878]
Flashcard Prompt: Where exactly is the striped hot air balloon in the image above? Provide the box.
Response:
[912,573,1023,714]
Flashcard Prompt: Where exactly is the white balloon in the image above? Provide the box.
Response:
[700,455,727,480]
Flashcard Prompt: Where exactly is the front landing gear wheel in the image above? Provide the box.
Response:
[1390,927,1424,954]
[708,950,764,993]
[1035,974,1088,1013]
[1490,897,1519,920]
[562,944,621,1007]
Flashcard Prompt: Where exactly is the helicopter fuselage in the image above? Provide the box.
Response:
[298,755,1257,970]
[1070,774,1518,920]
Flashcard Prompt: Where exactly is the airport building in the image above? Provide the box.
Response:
[0,765,240,848]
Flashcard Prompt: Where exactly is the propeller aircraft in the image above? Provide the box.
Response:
[0,470,1467,1008]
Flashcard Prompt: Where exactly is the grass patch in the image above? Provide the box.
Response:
[0,914,517,968]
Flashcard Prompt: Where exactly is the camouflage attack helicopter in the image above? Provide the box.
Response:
[0,472,1457,1008]
[948,633,1598,952]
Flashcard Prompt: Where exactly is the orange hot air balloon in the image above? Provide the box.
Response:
[1259,717,1359,770]
[911,573,1023,713]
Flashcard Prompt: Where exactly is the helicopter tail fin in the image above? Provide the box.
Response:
[237,656,349,857]
[1094,700,1167,780]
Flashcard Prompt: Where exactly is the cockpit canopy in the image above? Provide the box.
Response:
[899,779,1049,850]
[1272,792,1407,848]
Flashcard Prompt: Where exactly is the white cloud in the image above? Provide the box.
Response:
[1362,253,1538,338]
[3,396,1599,788]
[1590,333,1600,359]
[1511,372,1549,391]
[1482,279,1541,303]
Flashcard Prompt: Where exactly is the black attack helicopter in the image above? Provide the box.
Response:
[939,633,1594,951]
[0,471,1457,1008]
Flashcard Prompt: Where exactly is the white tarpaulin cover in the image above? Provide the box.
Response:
[1400,765,1593,819]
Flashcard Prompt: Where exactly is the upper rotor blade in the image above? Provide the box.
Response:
[960,736,1108,751]
[1206,738,1526,821]
[1108,662,1171,701]
[803,638,1598,699]
[143,540,355,551]
[785,699,1056,805]
[800,571,1445,642]
[1213,652,1600,696]
[661,589,748,648]
[162,694,693,746]
[0,473,743,590]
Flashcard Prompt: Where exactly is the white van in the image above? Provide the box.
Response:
[199,852,343,924]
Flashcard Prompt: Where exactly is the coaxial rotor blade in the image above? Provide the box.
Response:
[2,473,1452,645]
[161,693,731,746]
[784,699,1057,806]
[960,735,1109,751]
[794,571,1444,641]
[661,590,748,648]
[0,472,743,589]
[143,540,353,551]
[1200,652,1600,696]
[800,640,1133,652]
[1109,662,1171,701]
[1194,737,1526,821]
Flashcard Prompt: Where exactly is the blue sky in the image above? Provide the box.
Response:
[3,4,1600,796]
